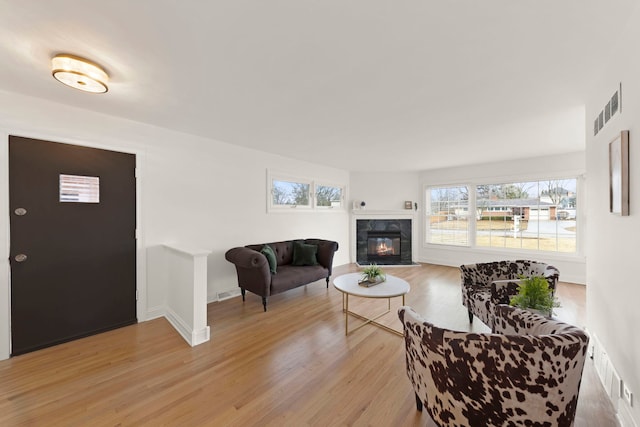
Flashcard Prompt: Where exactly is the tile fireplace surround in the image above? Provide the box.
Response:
[352,210,418,266]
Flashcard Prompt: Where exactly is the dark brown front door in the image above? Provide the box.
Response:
[9,136,137,356]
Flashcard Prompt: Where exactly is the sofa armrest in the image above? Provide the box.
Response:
[304,239,339,275]
[225,247,268,269]
[225,247,271,296]
[490,279,523,305]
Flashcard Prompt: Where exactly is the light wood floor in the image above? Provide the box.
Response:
[0,263,619,426]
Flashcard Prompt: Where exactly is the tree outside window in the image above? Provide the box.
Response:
[426,177,578,253]
[272,180,310,207]
[269,173,346,211]
[316,185,342,208]
[427,186,469,246]
[475,179,576,252]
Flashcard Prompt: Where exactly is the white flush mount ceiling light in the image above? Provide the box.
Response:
[51,54,109,93]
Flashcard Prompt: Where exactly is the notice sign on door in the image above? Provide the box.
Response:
[60,174,100,203]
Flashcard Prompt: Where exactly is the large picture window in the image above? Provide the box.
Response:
[427,186,470,246]
[426,178,578,254]
[476,179,577,252]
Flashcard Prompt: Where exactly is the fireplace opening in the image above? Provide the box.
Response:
[367,231,401,264]
[356,218,412,265]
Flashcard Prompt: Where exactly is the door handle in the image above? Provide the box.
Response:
[14,254,27,263]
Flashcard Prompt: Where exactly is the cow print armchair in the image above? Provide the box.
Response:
[398,305,589,427]
[460,260,559,327]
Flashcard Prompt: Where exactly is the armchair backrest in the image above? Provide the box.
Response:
[398,305,588,427]
[461,260,559,289]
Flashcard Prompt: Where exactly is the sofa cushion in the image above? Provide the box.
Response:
[292,241,318,266]
[271,265,328,294]
[260,245,277,274]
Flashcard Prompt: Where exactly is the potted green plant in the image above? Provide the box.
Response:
[359,263,386,287]
[509,275,560,317]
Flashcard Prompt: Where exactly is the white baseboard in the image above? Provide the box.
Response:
[145,305,166,320]
[191,325,210,346]
[216,288,241,301]
[590,332,639,427]
[207,292,218,303]
[145,305,209,347]
[164,306,191,345]
[619,402,639,427]
[164,306,209,347]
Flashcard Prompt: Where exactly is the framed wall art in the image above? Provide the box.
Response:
[609,130,629,216]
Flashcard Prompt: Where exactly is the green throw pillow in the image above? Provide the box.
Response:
[292,241,318,266]
[261,245,277,274]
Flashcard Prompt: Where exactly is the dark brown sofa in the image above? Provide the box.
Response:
[225,239,339,311]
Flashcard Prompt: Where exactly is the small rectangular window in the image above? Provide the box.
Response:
[267,170,347,212]
[60,174,99,203]
[271,179,311,208]
[316,184,343,208]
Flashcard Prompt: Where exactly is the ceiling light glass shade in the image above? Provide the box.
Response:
[51,54,109,93]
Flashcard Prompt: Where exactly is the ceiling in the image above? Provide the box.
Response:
[0,0,637,172]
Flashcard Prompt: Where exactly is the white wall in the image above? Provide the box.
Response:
[418,152,587,284]
[350,171,421,212]
[585,3,640,425]
[0,90,350,360]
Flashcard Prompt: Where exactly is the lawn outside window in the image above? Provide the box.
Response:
[426,177,578,254]
[426,185,470,246]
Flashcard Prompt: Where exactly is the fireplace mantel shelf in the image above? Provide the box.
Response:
[351,210,418,216]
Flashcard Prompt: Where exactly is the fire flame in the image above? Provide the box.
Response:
[376,242,394,255]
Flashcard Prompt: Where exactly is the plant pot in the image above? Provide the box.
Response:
[358,275,386,287]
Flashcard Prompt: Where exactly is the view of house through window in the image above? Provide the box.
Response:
[476,180,577,252]
[427,178,577,253]
[427,186,469,246]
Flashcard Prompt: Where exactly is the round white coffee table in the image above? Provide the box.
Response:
[333,272,410,336]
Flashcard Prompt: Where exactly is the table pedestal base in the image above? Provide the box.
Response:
[341,293,405,336]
